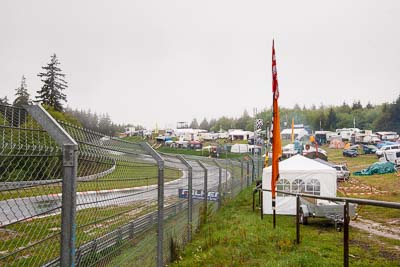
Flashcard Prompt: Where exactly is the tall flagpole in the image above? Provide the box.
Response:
[271,39,281,229]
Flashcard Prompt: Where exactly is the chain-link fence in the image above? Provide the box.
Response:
[0,104,260,267]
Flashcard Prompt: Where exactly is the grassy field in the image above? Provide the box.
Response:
[170,186,400,267]
[323,145,400,223]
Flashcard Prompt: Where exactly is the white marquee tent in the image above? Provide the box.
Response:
[262,154,337,215]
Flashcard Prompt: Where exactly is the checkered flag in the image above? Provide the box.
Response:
[255,119,263,130]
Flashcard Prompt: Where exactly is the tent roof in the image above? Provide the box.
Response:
[281,128,308,135]
[265,154,334,172]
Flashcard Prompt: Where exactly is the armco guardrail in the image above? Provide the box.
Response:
[0,103,260,267]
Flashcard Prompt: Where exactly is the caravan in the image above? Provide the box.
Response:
[335,128,360,141]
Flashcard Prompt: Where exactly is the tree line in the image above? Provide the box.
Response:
[189,96,400,134]
[2,53,398,135]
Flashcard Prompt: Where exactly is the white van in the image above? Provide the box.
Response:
[380,149,400,166]
[376,144,400,157]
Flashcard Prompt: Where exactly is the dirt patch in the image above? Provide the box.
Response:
[338,179,388,196]
[351,218,400,240]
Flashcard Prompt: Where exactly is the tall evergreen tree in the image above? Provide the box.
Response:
[13,75,30,106]
[199,118,209,130]
[0,96,10,105]
[351,100,363,110]
[190,118,199,129]
[36,54,68,111]
[366,102,374,109]
[326,108,338,131]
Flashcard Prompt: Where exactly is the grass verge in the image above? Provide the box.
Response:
[170,186,400,267]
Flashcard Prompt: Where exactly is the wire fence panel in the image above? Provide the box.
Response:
[56,122,165,266]
[0,104,254,267]
[0,104,63,267]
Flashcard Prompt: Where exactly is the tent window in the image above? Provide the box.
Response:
[306,179,320,195]
[292,179,305,193]
[277,178,290,197]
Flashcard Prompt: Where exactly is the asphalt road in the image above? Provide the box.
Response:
[0,159,230,226]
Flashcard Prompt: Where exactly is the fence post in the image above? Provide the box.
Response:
[344,200,349,267]
[249,155,255,183]
[296,195,300,244]
[230,160,234,198]
[197,160,208,223]
[177,155,193,242]
[214,160,223,209]
[225,159,228,193]
[240,159,244,191]
[141,142,164,267]
[61,144,78,267]
[24,105,78,267]
[246,160,250,187]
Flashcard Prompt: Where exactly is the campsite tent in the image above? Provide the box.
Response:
[262,154,337,215]
[230,144,249,153]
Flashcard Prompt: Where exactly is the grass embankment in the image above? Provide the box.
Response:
[1,201,157,266]
[171,186,400,267]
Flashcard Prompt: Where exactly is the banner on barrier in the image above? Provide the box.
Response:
[178,189,219,201]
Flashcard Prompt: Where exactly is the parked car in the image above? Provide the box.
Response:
[334,164,351,181]
[343,149,358,157]
[361,144,378,154]
[376,141,397,149]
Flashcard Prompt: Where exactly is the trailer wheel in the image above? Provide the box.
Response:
[335,221,342,232]
[299,209,308,225]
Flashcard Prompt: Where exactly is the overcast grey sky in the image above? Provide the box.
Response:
[1,0,399,128]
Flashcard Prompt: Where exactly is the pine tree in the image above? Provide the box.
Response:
[190,118,199,129]
[326,108,338,131]
[36,54,68,111]
[0,96,10,105]
[199,118,209,130]
[13,75,30,106]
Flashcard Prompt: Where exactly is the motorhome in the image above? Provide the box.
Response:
[335,128,360,141]
[376,132,399,142]
[376,144,400,158]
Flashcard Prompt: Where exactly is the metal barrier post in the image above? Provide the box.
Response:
[246,160,250,187]
[240,159,244,190]
[230,160,234,198]
[344,200,349,267]
[141,142,164,267]
[197,160,208,223]
[25,105,78,267]
[225,159,228,192]
[249,156,255,183]
[178,155,193,242]
[260,187,263,219]
[214,160,223,209]
[296,195,300,244]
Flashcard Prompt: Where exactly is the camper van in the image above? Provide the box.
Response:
[380,149,400,166]
[335,128,360,141]
[376,144,400,158]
